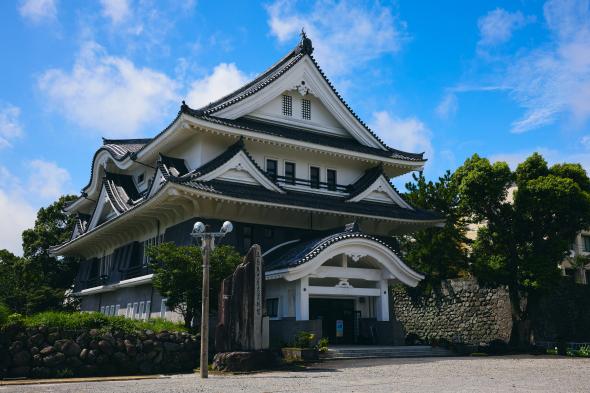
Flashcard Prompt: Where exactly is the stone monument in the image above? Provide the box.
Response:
[213,245,272,371]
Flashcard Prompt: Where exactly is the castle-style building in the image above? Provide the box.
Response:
[51,34,442,344]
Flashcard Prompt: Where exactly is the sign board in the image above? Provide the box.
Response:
[336,320,344,337]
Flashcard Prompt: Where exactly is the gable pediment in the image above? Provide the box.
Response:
[210,56,386,149]
[88,186,118,231]
[347,175,413,209]
[196,150,284,193]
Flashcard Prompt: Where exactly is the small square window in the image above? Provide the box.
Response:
[310,166,320,189]
[285,162,296,185]
[302,99,311,120]
[282,95,292,116]
[327,169,337,191]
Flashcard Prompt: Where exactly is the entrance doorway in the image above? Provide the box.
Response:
[309,298,357,344]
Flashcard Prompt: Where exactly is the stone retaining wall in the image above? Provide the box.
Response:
[0,325,198,379]
[392,278,512,344]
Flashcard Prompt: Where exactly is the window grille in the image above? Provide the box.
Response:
[266,298,279,318]
[144,301,151,321]
[266,159,278,181]
[126,303,132,318]
[327,169,337,191]
[285,162,296,185]
[282,95,292,116]
[132,302,139,320]
[310,166,320,189]
[302,99,311,119]
[583,235,590,252]
[99,254,112,276]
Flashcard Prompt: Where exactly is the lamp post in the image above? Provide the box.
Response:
[190,220,233,378]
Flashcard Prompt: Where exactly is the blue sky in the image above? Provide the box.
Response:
[1,0,589,254]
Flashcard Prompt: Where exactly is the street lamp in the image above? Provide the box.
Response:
[190,220,233,378]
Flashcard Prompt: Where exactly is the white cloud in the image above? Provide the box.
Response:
[0,161,71,256]
[27,160,71,199]
[100,0,131,24]
[18,0,57,23]
[0,103,23,149]
[505,0,590,133]
[266,0,407,76]
[38,41,179,137]
[369,111,433,158]
[435,93,458,119]
[185,63,250,108]
[477,8,531,48]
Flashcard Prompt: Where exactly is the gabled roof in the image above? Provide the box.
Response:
[264,224,404,272]
[181,32,424,160]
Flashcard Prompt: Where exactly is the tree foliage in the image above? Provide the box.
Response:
[147,243,242,329]
[0,195,79,315]
[400,171,469,286]
[454,153,590,345]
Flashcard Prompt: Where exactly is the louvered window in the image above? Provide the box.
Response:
[282,95,292,116]
[302,98,311,119]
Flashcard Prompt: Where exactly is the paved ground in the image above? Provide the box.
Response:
[2,356,589,393]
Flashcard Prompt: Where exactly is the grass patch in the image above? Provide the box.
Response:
[2,311,187,334]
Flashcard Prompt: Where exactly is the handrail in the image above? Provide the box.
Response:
[268,173,349,192]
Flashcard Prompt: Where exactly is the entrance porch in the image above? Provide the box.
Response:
[264,226,424,346]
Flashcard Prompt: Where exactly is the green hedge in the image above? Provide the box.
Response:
[1,311,187,334]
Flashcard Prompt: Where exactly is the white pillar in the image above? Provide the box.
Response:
[376,279,389,321]
[296,276,309,320]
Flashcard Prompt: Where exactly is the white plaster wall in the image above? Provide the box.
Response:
[266,279,296,318]
[249,91,348,137]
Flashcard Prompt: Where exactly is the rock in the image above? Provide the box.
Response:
[89,329,100,337]
[61,340,81,357]
[95,354,109,365]
[156,331,169,341]
[40,346,55,356]
[29,333,45,347]
[66,356,83,369]
[163,342,180,352]
[30,347,40,356]
[12,351,31,367]
[8,366,31,378]
[43,352,65,367]
[76,332,90,347]
[32,354,43,366]
[47,332,60,344]
[142,339,154,352]
[30,366,52,379]
[79,348,90,361]
[9,341,23,354]
[98,340,114,354]
[212,351,276,372]
[111,352,128,365]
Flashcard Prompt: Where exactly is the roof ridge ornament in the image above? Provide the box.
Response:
[344,221,359,232]
[297,28,314,55]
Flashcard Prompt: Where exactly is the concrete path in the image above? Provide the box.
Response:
[2,355,589,393]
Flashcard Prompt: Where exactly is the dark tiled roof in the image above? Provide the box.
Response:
[184,114,424,161]
[172,178,441,222]
[264,227,404,271]
[103,172,141,213]
[159,154,189,176]
[102,138,152,159]
[348,166,384,199]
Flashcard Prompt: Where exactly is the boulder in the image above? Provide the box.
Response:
[62,340,81,357]
[66,356,83,369]
[163,342,180,352]
[212,351,276,372]
[43,352,65,367]
[98,340,114,354]
[40,346,55,356]
[29,333,45,347]
[12,351,31,367]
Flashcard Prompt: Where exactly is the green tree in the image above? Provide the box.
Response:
[0,195,79,314]
[454,153,590,346]
[400,171,469,287]
[147,243,242,329]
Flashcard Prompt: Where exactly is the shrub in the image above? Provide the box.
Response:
[0,302,10,326]
[292,331,315,349]
[0,311,186,334]
[316,337,329,352]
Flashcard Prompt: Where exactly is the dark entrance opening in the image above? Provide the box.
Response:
[309,298,356,344]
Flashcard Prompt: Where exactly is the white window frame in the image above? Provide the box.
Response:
[326,168,338,191]
[309,164,321,189]
[132,302,139,320]
[301,98,311,120]
[138,301,145,320]
[266,298,280,319]
[284,160,296,185]
[115,304,120,316]
[282,94,293,117]
[100,306,105,314]
[126,303,132,318]
[265,157,279,180]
